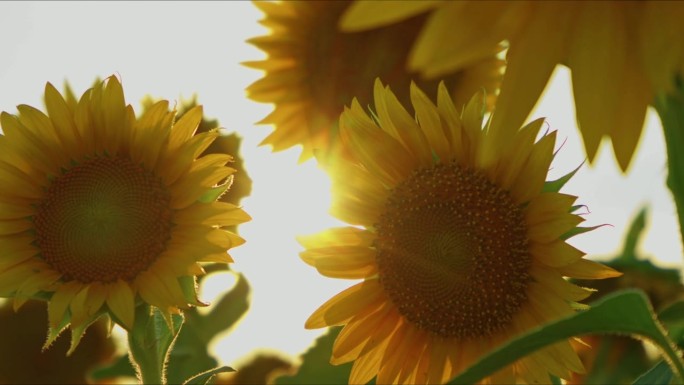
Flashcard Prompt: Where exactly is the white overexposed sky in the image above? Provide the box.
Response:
[0,1,680,369]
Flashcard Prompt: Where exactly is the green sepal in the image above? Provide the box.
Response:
[68,317,94,356]
[561,224,609,240]
[179,275,208,307]
[543,162,583,193]
[198,177,232,203]
[43,311,71,351]
[182,366,235,385]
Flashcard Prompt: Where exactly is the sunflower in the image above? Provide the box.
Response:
[299,80,621,384]
[341,1,684,171]
[245,0,503,164]
[0,76,250,353]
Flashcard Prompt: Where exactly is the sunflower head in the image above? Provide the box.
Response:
[246,0,504,164]
[300,79,620,384]
[0,76,250,353]
[341,1,684,171]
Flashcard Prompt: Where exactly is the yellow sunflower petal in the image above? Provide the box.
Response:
[374,82,432,166]
[132,100,173,168]
[168,105,202,153]
[44,82,81,156]
[639,2,684,94]
[340,103,414,186]
[568,2,625,163]
[557,258,622,280]
[331,302,392,364]
[305,279,384,329]
[425,337,450,384]
[301,246,377,279]
[510,131,558,204]
[330,173,388,226]
[349,346,384,385]
[410,81,450,163]
[494,118,544,189]
[609,50,652,171]
[526,192,578,225]
[297,226,374,250]
[487,2,576,163]
[339,0,441,31]
[531,264,594,302]
[530,239,586,268]
[106,280,135,330]
[174,202,251,227]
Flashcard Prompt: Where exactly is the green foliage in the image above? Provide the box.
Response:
[91,267,251,384]
[167,269,251,385]
[633,361,673,385]
[275,327,358,385]
[654,76,684,252]
[128,305,184,384]
[447,290,684,384]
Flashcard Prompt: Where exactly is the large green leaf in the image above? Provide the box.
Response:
[166,270,251,384]
[633,360,673,385]
[275,327,356,385]
[448,290,684,384]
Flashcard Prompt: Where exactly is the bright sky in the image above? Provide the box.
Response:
[0,1,681,369]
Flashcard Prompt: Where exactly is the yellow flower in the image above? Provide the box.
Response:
[246,0,503,164]
[299,80,620,384]
[0,76,250,353]
[341,1,684,171]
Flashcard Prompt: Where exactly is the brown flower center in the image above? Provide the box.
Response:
[34,157,173,283]
[375,162,531,339]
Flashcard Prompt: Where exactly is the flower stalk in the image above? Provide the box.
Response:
[128,305,183,385]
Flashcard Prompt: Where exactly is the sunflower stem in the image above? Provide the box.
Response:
[127,304,183,385]
[654,77,684,258]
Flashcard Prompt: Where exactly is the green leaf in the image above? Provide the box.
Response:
[660,301,684,328]
[275,327,357,385]
[182,365,235,385]
[633,360,673,385]
[165,271,251,385]
[448,290,684,384]
[200,272,250,340]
